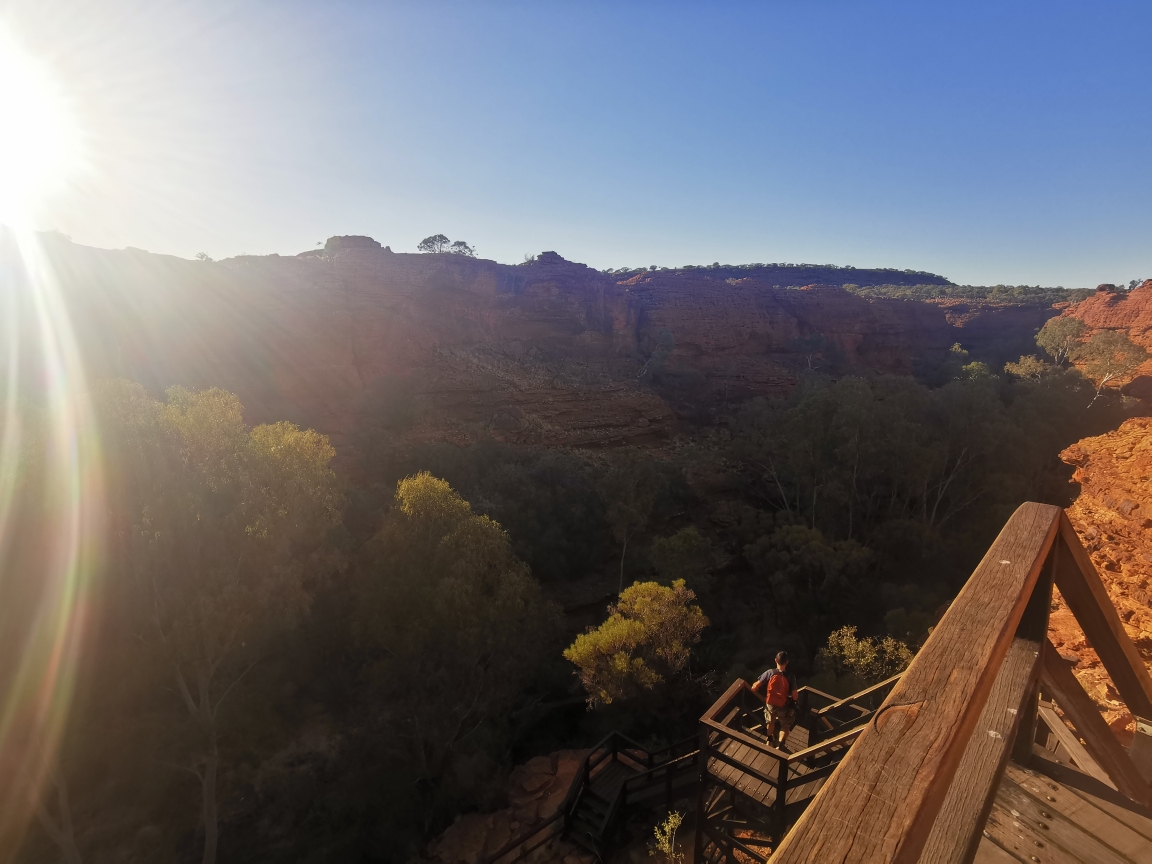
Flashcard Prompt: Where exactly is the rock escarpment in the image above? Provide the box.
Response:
[6,232,1064,453]
[1061,281,1152,398]
[1050,418,1152,741]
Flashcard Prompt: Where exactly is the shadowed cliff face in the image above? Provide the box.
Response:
[3,233,1060,452]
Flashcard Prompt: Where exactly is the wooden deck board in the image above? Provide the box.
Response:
[983,799,1091,864]
[972,836,1022,863]
[994,774,1131,864]
[974,759,1152,863]
[1005,763,1152,860]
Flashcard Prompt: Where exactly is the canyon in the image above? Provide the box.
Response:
[7,232,1059,455]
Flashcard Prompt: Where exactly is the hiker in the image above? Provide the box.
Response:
[752,650,798,748]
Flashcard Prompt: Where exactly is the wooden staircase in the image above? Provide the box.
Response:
[481,731,698,862]
[694,674,901,861]
[481,679,890,863]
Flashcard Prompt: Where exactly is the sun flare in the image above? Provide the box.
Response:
[0,30,83,227]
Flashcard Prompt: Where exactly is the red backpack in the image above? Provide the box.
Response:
[765,670,791,707]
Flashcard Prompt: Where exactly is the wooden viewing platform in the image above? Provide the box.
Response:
[747,503,1152,863]
[487,502,1152,862]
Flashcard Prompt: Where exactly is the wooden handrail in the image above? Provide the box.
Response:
[783,723,867,764]
[702,718,790,761]
[811,673,901,716]
[481,810,563,863]
[797,684,839,704]
[485,729,703,863]
[770,501,1064,864]
[702,678,748,722]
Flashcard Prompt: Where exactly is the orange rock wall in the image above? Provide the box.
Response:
[1062,281,1152,397]
[1051,417,1152,740]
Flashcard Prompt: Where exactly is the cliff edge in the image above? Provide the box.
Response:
[1051,417,1152,741]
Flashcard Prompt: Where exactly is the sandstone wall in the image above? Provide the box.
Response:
[1051,417,1152,742]
[1062,281,1152,398]
[4,232,1064,454]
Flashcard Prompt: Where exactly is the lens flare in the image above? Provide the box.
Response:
[0,227,103,852]
[0,28,84,228]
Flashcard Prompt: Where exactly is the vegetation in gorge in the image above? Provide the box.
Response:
[564,580,708,707]
[813,626,915,695]
[14,315,1147,863]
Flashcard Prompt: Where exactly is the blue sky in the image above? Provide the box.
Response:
[5,0,1152,285]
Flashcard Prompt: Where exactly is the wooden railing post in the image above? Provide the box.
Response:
[694,724,709,862]
[775,756,788,825]
[1040,635,1152,807]
[1053,514,1152,720]
[770,502,1063,864]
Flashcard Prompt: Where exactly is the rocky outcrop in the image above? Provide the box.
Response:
[3,231,1067,455]
[1050,418,1152,742]
[1061,281,1152,398]
[424,750,593,864]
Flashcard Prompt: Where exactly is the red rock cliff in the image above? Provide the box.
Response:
[3,232,1065,452]
[1061,281,1152,398]
[1050,417,1152,740]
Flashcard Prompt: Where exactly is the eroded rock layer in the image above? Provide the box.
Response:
[4,232,1063,452]
[1051,417,1152,740]
[1062,281,1152,398]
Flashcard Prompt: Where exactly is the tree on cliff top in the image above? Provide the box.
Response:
[417,235,476,256]
[417,234,450,253]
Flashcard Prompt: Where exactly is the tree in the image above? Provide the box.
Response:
[1036,317,1086,366]
[744,524,873,644]
[356,473,556,781]
[448,240,476,257]
[29,759,82,864]
[816,625,913,688]
[417,234,450,253]
[597,451,668,594]
[1003,355,1050,382]
[649,527,713,590]
[564,580,708,707]
[96,381,344,864]
[1078,330,1148,405]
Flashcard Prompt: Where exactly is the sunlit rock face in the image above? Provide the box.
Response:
[1051,418,1152,743]
[1060,281,1152,398]
[6,232,1062,454]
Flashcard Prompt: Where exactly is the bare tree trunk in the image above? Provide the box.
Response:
[34,766,82,864]
[618,532,629,595]
[201,736,218,864]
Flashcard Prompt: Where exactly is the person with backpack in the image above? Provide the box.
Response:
[751,651,798,749]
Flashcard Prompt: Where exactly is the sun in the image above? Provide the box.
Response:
[0,29,83,228]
